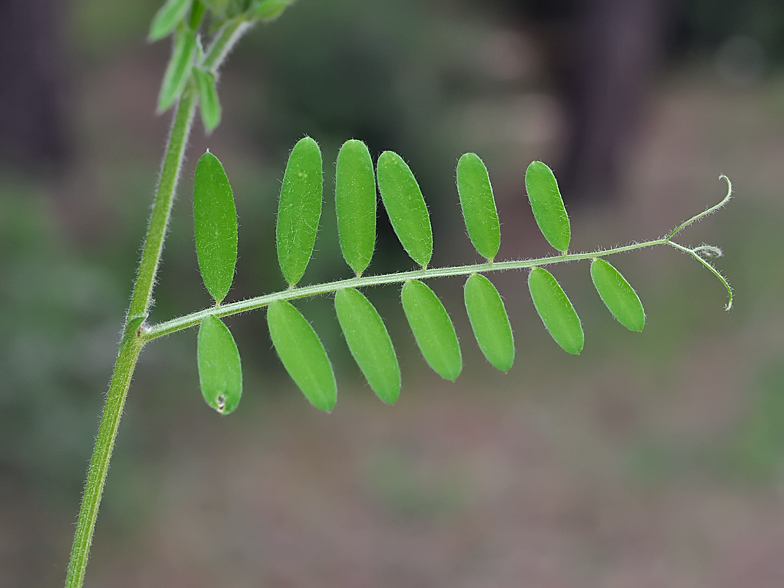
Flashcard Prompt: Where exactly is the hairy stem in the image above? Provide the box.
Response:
[143,238,726,342]
[128,91,197,320]
[64,322,144,588]
[65,20,250,588]
[144,176,734,342]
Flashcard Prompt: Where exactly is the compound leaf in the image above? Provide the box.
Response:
[464,274,514,372]
[335,288,400,404]
[335,140,376,275]
[193,68,221,133]
[267,300,336,411]
[277,137,323,286]
[525,161,571,253]
[193,151,237,304]
[401,280,461,381]
[457,153,500,260]
[528,267,584,355]
[377,151,433,267]
[149,0,192,41]
[590,258,646,332]
[158,26,197,112]
[197,315,242,415]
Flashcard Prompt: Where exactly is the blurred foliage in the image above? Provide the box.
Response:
[70,0,161,60]
[3,1,784,582]
[0,174,126,496]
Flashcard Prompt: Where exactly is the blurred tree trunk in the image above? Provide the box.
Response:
[558,0,671,204]
[0,0,69,172]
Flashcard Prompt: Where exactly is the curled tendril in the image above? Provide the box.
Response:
[693,245,723,258]
[662,176,734,311]
[667,241,733,311]
[667,175,732,240]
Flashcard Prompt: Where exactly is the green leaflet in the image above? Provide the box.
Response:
[249,0,296,21]
[528,267,584,355]
[193,151,237,304]
[158,26,197,112]
[197,315,242,414]
[464,274,514,372]
[335,288,401,404]
[335,140,376,276]
[401,280,462,381]
[267,300,336,411]
[277,137,323,286]
[457,153,500,261]
[149,0,192,41]
[590,258,646,332]
[193,68,222,133]
[376,151,433,268]
[525,161,571,253]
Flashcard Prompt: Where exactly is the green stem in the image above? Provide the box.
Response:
[144,174,735,342]
[128,91,197,321]
[64,322,144,588]
[142,236,705,342]
[65,21,250,588]
[203,18,251,73]
[65,92,196,588]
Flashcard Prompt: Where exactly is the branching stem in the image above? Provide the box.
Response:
[145,172,734,341]
[64,20,251,588]
[143,214,732,343]
[145,239,672,340]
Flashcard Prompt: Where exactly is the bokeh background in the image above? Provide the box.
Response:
[2,0,784,586]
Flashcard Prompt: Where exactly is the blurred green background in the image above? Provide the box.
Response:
[2,0,784,586]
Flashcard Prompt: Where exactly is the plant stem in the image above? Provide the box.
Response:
[143,237,664,340]
[128,91,197,321]
[143,175,733,341]
[64,91,196,588]
[64,322,144,588]
[65,20,250,588]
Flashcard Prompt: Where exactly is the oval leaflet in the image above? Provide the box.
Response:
[590,258,645,332]
[276,137,323,286]
[525,161,571,253]
[528,267,584,355]
[267,299,337,411]
[193,68,222,133]
[197,315,242,415]
[401,280,462,381]
[376,151,433,267]
[457,153,500,260]
[335,288,401,404]
[158,27,197,112]
[149,0,192,41]
[193,151,237,304]
[464,274,514,372]
[335,140,376,276]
